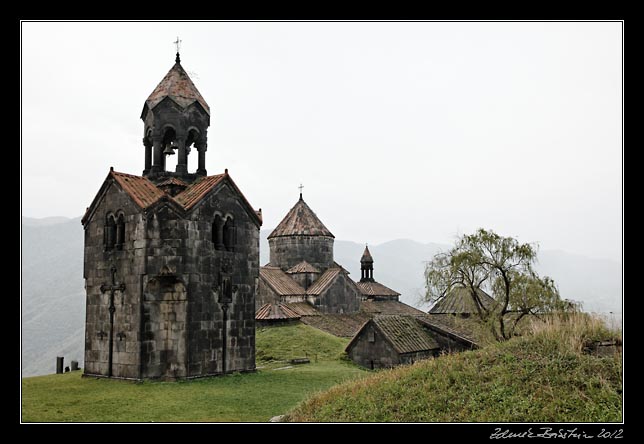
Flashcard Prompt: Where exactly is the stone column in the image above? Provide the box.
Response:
[196,142,207,176]
[143,138,152,175]
[175,136,188,175]
[151,137,163,174]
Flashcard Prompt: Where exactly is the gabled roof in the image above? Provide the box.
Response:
[286,261,320,274]
[112,171,166,209]
[172,174,226,210]
[143,61,210,116]
[301,312,372,338]
[415,314,479,348]
[356,281,400,298]
[267,197,334,239]
[360,299,425,316]
[82,170,261,227]
[284,302,320,317]
[347,315,440,355]
[259,267,306,296]
[305,267,341,295]
[157,177,189,188]
[255,303,301,321]
[428,287,497,315]
[360,245,373,263]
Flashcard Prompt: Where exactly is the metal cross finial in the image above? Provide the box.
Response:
[174,37,182,63]
[298,183,304,199]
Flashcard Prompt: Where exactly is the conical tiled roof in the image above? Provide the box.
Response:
[360,245,373,263]
[267,197,334,239]
[144,61,210,115]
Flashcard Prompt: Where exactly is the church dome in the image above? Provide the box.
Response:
[267,196,334,239]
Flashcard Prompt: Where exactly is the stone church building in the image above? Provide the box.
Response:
[257,194,422,319]
[257,193,361,314]
[81,53,262,380]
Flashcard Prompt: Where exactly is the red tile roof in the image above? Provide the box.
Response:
[145,62,210,114]
[260,267,306,296]
[111,171,165,209]
[83,169,261,227]
[157,177,189,187]
[356,281,400,298]
[172,174,225,210]
[267,197,334,239]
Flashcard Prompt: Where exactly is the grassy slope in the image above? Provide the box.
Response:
[287,315,623,422]
[22,324,365,422]
[255,322,350,363]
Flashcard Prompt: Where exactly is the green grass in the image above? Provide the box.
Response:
[255,322,350,363]
[22,323,366,422]
[287,314,623,422]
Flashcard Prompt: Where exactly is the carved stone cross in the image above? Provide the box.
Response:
[100,266,125,377]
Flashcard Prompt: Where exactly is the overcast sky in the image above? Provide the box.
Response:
[21,22,622,262]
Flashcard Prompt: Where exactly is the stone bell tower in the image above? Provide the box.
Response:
[82,48,262,380]
[141,51,210,179]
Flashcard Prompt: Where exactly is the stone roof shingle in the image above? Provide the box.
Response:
[255,303,301,321]
[267,197,334,239]
[286,261,320,274]
[360,299,425,316]
[260,267,306,296]
[371,315,440,354]
[305,268,341,295]
[356,281,400,298]
[429,287,497,315]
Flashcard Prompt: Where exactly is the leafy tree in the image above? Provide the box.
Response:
[425,228,570,340]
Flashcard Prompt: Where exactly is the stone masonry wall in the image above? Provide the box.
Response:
[347,323,400,369]
[310,272,361,314]
[142,183,259,378]
[257,278,280,310]
[268,236,334,272]
[84,182,145,379]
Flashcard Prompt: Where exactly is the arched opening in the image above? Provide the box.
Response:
[115,213,125,250]
[105,214,116,250]
[161,127,177,172]
[184,128,200,173]
[213,214,224,251]
[223,216,235,252]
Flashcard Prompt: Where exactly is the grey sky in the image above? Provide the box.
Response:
[21,22,622,262]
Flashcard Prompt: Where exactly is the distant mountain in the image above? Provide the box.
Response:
[21,219,622,377]
[261,230,623,315]
[21,217,85,377]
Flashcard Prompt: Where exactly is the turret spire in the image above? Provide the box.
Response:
[360,245,374,282]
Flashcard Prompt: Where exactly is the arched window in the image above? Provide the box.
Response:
[213,214,224,251]
[223,216,235,252]
[105,214,116,250]
[115,213,125,250]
